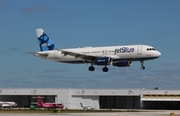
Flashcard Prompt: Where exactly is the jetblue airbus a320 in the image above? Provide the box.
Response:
[28,28,161,72]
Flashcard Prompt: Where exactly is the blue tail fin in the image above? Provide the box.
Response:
[36,28,58,51]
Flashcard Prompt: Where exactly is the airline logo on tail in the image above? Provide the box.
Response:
[36,29,58,51]
[37,96,44,107]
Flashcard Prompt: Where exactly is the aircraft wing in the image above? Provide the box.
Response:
[27,52,48,57]
[60,49,100,62]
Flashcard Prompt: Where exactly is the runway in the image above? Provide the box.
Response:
[0,110,180,116]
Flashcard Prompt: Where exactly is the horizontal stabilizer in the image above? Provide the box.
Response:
[27,52,48,57]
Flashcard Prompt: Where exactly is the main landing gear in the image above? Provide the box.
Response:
[102,67,108,72]
[140,60,145,70]
[88,66,109,72]
[88,66,95,71]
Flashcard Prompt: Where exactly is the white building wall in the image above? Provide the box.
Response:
[56,89,70,109]
[69,96,99,109]
[69,96,82,109]
[91,96,99,109]
[71,89,141,96]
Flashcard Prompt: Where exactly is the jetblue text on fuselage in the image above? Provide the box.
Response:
[114,47,134,54]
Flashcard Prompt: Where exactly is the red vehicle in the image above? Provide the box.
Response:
[36,96,64,109]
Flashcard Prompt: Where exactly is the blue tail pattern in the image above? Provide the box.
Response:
[38,32,58,51]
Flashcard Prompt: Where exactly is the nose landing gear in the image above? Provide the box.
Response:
[140,60,145,70]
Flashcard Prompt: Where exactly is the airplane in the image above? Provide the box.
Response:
[0,101,17,109]
[28,28,161,72]
[35,96,64,109]
[80,102,95,110]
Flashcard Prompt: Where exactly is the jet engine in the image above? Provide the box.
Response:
[94,57,111,65]
[112,61,132,67]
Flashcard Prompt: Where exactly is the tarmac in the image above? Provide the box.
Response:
[0,110,180,116]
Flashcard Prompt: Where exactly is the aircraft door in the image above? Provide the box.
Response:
[137,46,142,55]
[102,50,108,56]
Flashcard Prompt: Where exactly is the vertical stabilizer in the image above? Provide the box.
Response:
[37,96,44,107]
[36,29,58,51]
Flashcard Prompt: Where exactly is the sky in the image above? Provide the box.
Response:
[0,0,180,90]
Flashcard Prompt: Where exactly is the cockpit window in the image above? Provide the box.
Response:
[147,48,156,51]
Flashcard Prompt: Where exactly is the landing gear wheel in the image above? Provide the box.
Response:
[141,66,145,70]
[88,66,95,71]
[102,67,108,72]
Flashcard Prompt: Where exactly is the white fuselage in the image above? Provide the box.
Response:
[0,101,17,107]
[35,45,161,64]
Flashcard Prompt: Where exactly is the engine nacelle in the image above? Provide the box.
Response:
[113,61,132,67]
[94,57,111,65]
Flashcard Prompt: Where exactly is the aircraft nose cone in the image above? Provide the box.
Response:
[156,51,161,57]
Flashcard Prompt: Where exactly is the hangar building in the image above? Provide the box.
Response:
[0,88,180,109]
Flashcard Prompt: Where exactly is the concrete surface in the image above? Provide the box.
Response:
[0,110,179,116]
